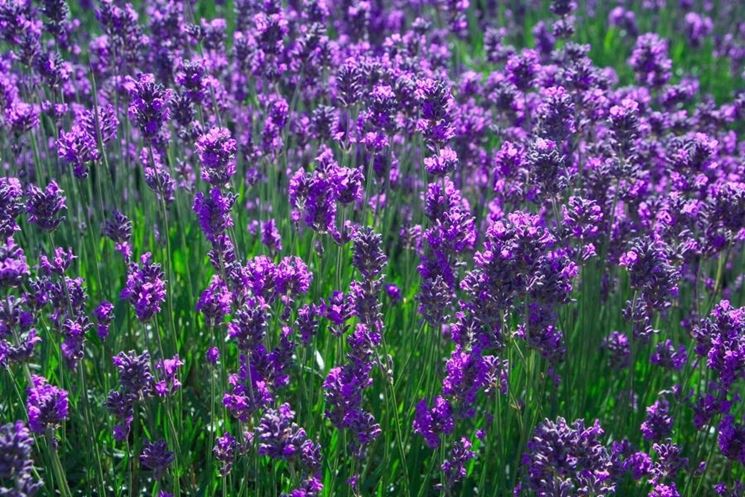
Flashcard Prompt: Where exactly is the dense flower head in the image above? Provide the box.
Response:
[0,177,24,238]
[196,127,237,186]
[127,73,174,141]
[352,227,387,280]
[649,483,681,497]
[651,340,687,371]
[692,300,745,390]
[256,403,321,471]
[258,218,282,252]
[1,0,745,494]
[112,350,153,397]
[196,275,232,326]
[288,148,363,233]
[0,421,43,497]
[505,49,540,90]
[441,437,477,488]
[26,375,69,434]
[413,396,454,448]
[25,181,66,231]
[120,252,166,321]
[0,237,30,287]
[536,86,576,142]
[56,124,100,178]
[641,398,674,441]
[629,33,672,87]
[140,439,174,478]
[684,12,713,48]
[523,418,614,496]
[154,355,184,397]
[609,98,640,152]
[175,58,206,104]
[80,104,118,145]
[228,298,268,351]
[602,331,631,369]
[103,210,133,259]
[213,432,238,476]
[424,147,458,177]
[718,415,745,464]
[193,188,236,244]
[619,238,680,311]
[93,300,114,339]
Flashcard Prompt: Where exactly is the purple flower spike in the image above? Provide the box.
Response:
[120,253,166,322]
[196,127,237,186]
[26,375,69,435]
[140,439,174,478]
[26,181,66,231]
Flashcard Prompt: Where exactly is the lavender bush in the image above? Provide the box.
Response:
[1,0,744,496]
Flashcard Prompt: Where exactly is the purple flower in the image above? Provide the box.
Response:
[228,298,268,351]
[624,451,653,480]
[0,297,40,367]
[144,163,176,204]
[39,246,75,276]
[127,73,173,141]
[296,303,321,345]
[196,127,237,186]
[443,346,508,408]
[718,416,745,464]
[692,300,745,390]
[536,86,576,142]
[522,418,614,497]
[282,476,323,497]
[441,437,476,488]
[602,331,631,369]
[175,58,206,104]
[505,49,539,90]
[424,147,458,177]
[213,432,238,476]
[154,355,183,397]
[256,403,321,471]
[0,237,30,287]
[93,300,114,339]
[0,421,43,497]
[193,188,236,243]
[620,238,680,311]
[5,101,40,134]
[80,104,118,144]
[120,253,166,322]
[205,346,220,365]
[103,210,133,259]
[276,256,313,297]
[684,12,712,48]
[26,375,68,434]
[0,177,24,238]
[641,398,673,441]
[26,181,66,231]
[384,283,401,302]
[352,227,387,280]
[649,483,681,497]
[112,350,153,397]
[140,439,174,478]
[608,98,640,153]
[260,219,282,253]
[413,396,454,448]
[651,340,687,371]
[608,7,637,35]
[629,33,672,88]
[56,124,99,178]
[196,275,232,326]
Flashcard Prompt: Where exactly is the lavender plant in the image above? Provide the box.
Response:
[0,0,744,496]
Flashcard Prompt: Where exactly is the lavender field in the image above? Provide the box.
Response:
[1,0,745,496]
